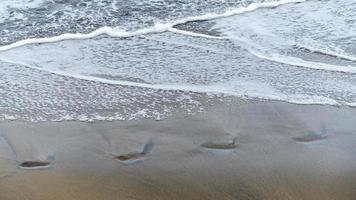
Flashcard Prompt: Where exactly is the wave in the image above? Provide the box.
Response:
[347,102,356,107]
[0,56,241,94]
[214,30,356,74]
[0,57,349,107]
[162,27,356,74]
[0,0,305,52]
[295,45,356,62]
[0,0,45,22]
[247,49,356,74]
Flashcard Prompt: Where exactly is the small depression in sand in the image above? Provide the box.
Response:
[115,152,146,163]
[293,124,328,143]
[114,139,154,164]
[293,131,327,143]
[18,161,52,170]
[201,138,238,150]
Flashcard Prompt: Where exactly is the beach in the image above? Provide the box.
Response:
[0,99,355,200]
[0,0,356,199]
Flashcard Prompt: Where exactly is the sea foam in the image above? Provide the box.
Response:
[0,0,305,52]
[247,49,356,74]
[0,56,345,108]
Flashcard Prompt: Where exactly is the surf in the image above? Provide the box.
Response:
[0,56,346,108]
[0,0,305,52]
[168,27,356,74]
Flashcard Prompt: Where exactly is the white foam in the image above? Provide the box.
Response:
[170,0,305,24]
[162,28,356,74]
[296,45,356,62]
[0,25,168,51]
[248,49,356,74]
[0,57,345,107]
[0,0,45,22]
[3,115,17,121]
[221,32,356,74]
[213,29,356,74]
[0,0,305,51]
[346,102,356,107]
[0,56,239,95]
[285,95,340,106]
[213,0,356,74]
[159,27,356,74]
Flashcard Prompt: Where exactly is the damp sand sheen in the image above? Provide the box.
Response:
[0,101,355,200]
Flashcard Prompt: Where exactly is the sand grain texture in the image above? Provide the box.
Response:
[0,100,355,200]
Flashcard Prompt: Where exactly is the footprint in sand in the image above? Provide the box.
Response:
[0,134,55,170]
[90,139,154,164]
[201,137,238,150]
[19,160,52,170]
[18,155,55,170]
[115,139,154,164]
[293,124,328,143]
[0,156,55,170]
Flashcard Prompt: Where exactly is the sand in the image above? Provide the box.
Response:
[0,99,355,200]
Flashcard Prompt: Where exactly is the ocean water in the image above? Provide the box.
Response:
[0,0,355,121]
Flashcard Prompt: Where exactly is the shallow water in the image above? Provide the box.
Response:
[0,0,355,121]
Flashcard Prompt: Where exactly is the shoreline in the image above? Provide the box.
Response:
[0,99,355,199]
[1,96,354,123]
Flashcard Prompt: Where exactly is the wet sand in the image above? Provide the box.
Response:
[0,99,356,200]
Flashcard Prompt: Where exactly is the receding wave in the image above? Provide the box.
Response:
[0,57,348,107]
[2,0,356,122]
[171,28,356,74]
[0,0,305,52]
[247,49,356,74]
[294,45,356,62]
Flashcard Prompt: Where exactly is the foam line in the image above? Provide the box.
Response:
[253,51,356,73]
[227,35,356,74]
[226,36,356,73]
[0,57,235,94]
[170,0,305,25]
[0,57,344,107]
[0,0,305,51]
[346,102,356,107]
[0,25,170,51]
[296,45,356,62]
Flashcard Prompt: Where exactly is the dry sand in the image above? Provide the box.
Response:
[0,99,355,200]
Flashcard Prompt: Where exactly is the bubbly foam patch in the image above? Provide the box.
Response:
[0,0,305,51]
[0,0,45,22]
[1,31,356,121]
[214,0,356,74]
[0,59,213,122]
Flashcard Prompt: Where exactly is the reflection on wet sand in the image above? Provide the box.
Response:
[0,101,355,200]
